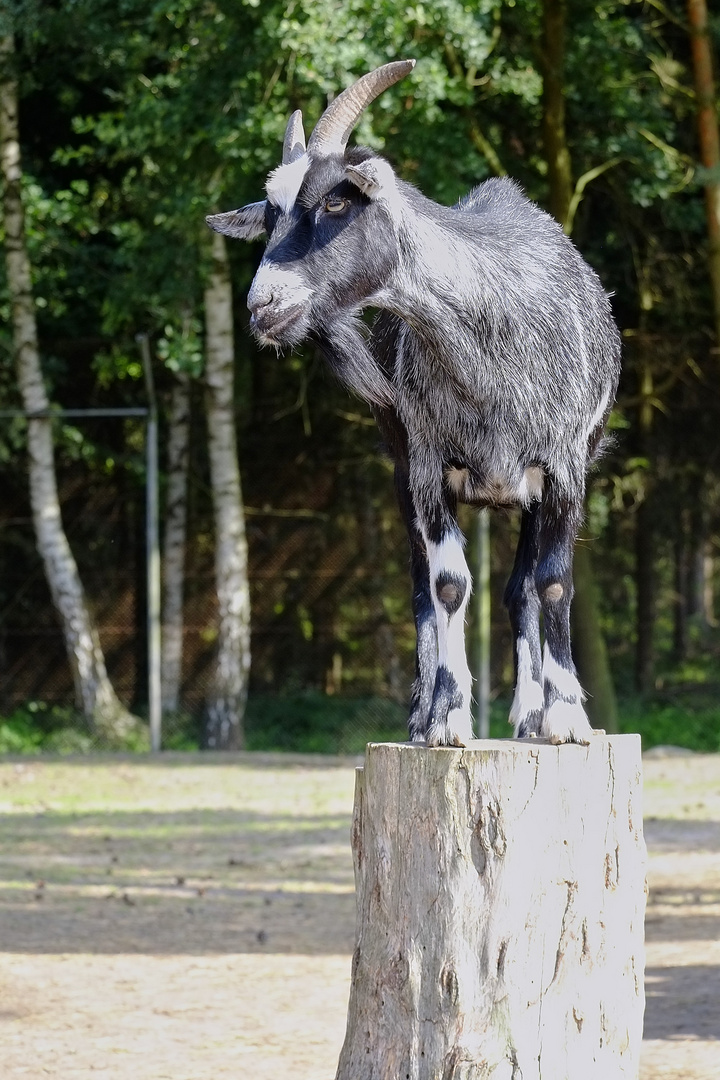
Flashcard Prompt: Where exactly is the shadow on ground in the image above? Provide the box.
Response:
[644,965,720,1041]
[0,805,357,955]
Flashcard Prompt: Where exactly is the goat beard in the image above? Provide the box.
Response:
[312,315,396,409]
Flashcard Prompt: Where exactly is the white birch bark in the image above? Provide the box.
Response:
[0,33,138,742]
[337,737,646,1080]
[161,373,190,713]
[203,231,250,749]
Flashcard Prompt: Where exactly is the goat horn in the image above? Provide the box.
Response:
[307,59,415,158]
[282,110,306,164]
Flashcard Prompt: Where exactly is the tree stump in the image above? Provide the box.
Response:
[336,737,646,1080]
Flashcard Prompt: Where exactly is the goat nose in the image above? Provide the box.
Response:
[247,286,274,315]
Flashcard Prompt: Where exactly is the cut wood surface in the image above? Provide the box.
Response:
[336,737,646,1080]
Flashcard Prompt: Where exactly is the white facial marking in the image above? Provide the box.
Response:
[250,264,314,309]
[509,637,543,731]
[265,154,310,213]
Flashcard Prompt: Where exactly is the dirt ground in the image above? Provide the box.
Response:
[0,747,717,1079]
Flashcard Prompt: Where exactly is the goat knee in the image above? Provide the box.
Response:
[535,561,572,608]
[435,571,468,617]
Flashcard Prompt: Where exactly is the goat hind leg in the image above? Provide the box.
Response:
[536,488,593,745]
[393,464,437,741]
[504,505,544,738]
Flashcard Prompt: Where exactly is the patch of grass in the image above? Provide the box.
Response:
[617,698,720,753]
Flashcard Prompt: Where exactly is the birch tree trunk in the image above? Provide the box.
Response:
[337,739,646,1080]
[203,231,250,749]
[0,32,138,742]
[161,373,191,714]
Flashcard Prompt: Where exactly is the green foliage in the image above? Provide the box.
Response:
[0,716,44,754]
[156,318,203,377]
[0,703,149,755]
[0,703,88,754]
[4,693,719,756]
[619,700,720,755]
[245,693,407,754]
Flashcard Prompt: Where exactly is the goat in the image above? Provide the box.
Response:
[207,59,621,748]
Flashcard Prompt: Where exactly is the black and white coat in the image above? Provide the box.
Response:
[208,62,621,748]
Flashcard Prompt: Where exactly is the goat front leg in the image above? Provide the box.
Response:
[424,529,474,746]
[407,535,438,742]
[504,505,544,738]
[535,483,593,745]
[389,461,438,741]
[374,407,439,742]
[410,459,473,747]
[405,512,438,742]
[415,512,473,747]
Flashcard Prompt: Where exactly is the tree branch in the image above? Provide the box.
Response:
[565,157,622,234]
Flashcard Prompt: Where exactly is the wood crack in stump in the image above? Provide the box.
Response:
[478,797,506,858]
[549,879,579,990]
[604,844,620,890]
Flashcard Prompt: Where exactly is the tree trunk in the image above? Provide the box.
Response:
[672,515,689,662]
[337,739,646,1080]
[694,537,716,632]
[203,231,250,749]
[539,0,619,724]
[0,32,138,743]
[634,358,655,694]
[687,0,720,349]
[161,373,191,714]
[685,498,716,646]
[541,0,573,226]
[571,542,618,733]
[635,498,656,694]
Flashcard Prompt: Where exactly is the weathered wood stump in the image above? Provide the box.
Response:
[336,737,646,1080]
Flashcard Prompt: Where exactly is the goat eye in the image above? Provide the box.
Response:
[324,197,349,214]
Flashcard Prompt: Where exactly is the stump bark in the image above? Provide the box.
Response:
[336,737,646,1080]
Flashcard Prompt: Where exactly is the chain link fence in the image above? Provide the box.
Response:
[0,410,518,754]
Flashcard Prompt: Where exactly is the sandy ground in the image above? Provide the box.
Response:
[0,749,717,1078]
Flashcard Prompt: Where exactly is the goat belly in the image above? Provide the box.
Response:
[444,464,544,508]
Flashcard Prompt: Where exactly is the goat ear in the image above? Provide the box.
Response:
[206,202,266,241]
[345,158,397,201]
